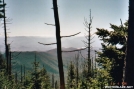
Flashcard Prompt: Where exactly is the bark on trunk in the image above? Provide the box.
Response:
[125,0,134,86]
[53,0,65,89]
[3,0,8,74]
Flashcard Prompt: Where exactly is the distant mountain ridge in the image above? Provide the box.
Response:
[0,36,101,52]
[11,47,99,80]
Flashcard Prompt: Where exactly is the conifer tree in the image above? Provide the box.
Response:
[67,61,76,88]
[96,21,128,85]
[0,0,4,18]
[31,54,41,89]
[40,66,50,89]
[52,74,54,88]
[55,80,59,89]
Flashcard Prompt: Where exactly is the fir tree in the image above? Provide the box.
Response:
[67,61,76,88]
[96,21,128,85]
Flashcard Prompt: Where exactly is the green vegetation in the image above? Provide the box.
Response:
[65,21,127,89]
[0,21,128,89]
[0,53,51,89]
[96,21,127,85]
[0,0,131,88]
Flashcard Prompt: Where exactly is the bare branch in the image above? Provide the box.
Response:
[85,28,89,32]
[120,19,127,41]
[45,23,55,26]
[62,47,87,52]
[120,19,123,27]
[80,50,87,60]
[83,22,89,28]
[90,41,95,44]
[38,42,56,45]
[82,40,88,47]
[84,34,89,40]
[61,32,81,38]
[90,33,95,37]
[10,41,13,45]
[125,36,127,41]
[82,40,88,44]
[91,36,95,40]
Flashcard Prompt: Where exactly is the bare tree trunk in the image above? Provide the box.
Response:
[87,25,91,77]
[125,0,134,86]
[52,0,65,89]
[87,10,92,79]
[9,51,11,76]
[52,74,55,88]
[3,0,8,74]
[24,65,25,80]
[21,65,22,83]
[75,53,79,88]
[15,72,18,84]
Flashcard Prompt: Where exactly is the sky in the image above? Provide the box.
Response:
[0,0,128,37]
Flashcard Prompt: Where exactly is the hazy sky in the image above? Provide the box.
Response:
[1,0,128,37]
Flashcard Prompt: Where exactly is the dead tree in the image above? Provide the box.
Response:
[82,9,94,78]
[39,1,85,88]
[52,0,65,88]
[1,0,8,74]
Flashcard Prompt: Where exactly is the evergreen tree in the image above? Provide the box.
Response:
[51,74,54,88]
[0,0,5,18]
[40,66,50,89]
[96,21,128,85]
[67,61,76,88]
[29,54,41,89]
[55,80,59,89]
[22,54,51,89]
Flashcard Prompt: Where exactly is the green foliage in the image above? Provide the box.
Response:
[22,55,51,89]
[67,61,76,88]
[0,53,51,89]
[96,21,128,84]
[66,21,128,88]
[0,0,5,18]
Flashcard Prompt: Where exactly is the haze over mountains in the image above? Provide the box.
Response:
[0,36,101,52]
[0,36,101,80]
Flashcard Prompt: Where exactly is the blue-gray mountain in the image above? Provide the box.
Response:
[0,36,101,52]
[11,47,99,80]
[0,36,100,80]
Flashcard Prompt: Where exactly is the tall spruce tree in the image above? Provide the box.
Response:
[96,21,128,85]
